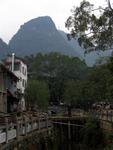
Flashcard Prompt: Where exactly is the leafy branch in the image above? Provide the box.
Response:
[65,0,113,51]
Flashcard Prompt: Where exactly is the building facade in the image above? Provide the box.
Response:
[0,63,19,113]
[5,55,27,111]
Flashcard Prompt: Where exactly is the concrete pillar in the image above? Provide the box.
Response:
[60,121,63,142]
[16,116,19,139]
[46,116,48,129]
[38,118,40,130]
[111,111,113,122]
[68,121,71,140]
[31,114,33,131]
[106,110,108,121]
[24,116,27,135]
[5,117,8,143]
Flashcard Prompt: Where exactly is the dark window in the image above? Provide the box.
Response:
[22,66,24,75]
[22,79,24,87]
[14,64,20,71]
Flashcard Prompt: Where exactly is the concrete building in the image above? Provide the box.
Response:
[4,54,27,111]
[0,62,19,113]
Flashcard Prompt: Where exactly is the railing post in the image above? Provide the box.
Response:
[5,117,8,143]
[68,121,71,140]
[46,115,48,129]
[36,118,38,130]
[110,111,112,122]
[112,111,113,122]
[31,114,33,131]
[101,110,103,120]
[106,110,108,121]
[24,116,27,135]
[16,116,19,140]
[38,117,40,130]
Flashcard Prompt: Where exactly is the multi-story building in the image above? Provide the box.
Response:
[0,62,19,113]
[4,54,27,111]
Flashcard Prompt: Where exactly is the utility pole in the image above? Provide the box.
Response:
[11,53,15,72]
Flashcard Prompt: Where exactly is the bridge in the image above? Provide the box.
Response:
[50,109,113,133]
[0,109,113,149]
[0,111,52,150]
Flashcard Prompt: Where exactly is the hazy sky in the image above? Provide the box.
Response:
[0,0,108,43]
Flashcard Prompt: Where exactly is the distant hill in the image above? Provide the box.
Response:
[9,16,79,57]
[0,39,10,59]
[7,16,113,66]
[58,30,84,59]
[58,30,113,66]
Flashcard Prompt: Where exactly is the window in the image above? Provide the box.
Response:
[22,79,24,87]
[24,68,26,76]
[22,79,26,88]
[22,66,24,74]
[25,81,27,88]
[14,63,20,71]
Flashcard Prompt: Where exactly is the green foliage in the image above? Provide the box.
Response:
[80,118,104,149]
[25,52,87,104]
[63,63,113,109]
[63,80,83,106]
[26,52,87,79]
[25,79,49,109]
[25,52,113,108]
[66,0,113,51]
[87,65,110,101]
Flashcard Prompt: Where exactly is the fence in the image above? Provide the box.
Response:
[0,111,51,144]
[90,110,113,122]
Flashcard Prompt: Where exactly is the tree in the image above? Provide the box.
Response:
[63,80,82,106]
[25,80,49,109]
[80,118,104,149]
[65,0,113,52]
[25,52,87,104]
[63,63,113,110]
[63,80,93,109]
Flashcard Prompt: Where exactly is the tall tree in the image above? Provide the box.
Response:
[80,118,104,148]
[25,80,49,109]
[25,52,87,104]
[65,0,113,52]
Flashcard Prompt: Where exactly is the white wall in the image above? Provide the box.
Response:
[14,61,27,94]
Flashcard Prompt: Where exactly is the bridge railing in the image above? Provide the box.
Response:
[89,110,113,122]
[0,111,51,144]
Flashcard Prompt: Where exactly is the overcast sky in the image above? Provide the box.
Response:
[0,0,109,43]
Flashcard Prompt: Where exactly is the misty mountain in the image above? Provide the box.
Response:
[9,16,79,57]
[58,30,85,59]
[8,16,113,66]
[0,39,10,59]
[58,30,112,66]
